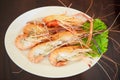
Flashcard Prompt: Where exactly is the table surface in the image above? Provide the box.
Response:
[0,0,120,80]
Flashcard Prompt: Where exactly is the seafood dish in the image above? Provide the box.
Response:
[15,12,108,67]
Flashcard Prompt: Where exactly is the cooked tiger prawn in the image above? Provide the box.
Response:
[49,46,92,67]
[43,14,87,27]
[15,23,50,50]
[27,40,65,63]
[27,31,87,63]
[23,22,48,36]
[43,13,93,46]
[15,34,49,50]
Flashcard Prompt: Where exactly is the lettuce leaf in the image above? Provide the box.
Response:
[83,19,107,31]
[83,19,108,57]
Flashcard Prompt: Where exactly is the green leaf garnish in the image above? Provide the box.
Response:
[83,19,108,57]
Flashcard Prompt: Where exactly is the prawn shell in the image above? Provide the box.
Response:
[23,23,45,35]
[27,42,50,63]
[15,34,49,50]
[49,46,79,67]
[43,14,87,27]
[27,46,45,63]
[15,34,30,50]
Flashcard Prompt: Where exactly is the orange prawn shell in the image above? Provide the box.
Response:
[15,34,29,50]
[23,23,45,35]
[49,46,79,67]
[43,14,86,27]
[27,43,46,63]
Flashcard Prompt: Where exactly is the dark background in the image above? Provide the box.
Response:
[0,0,120,80]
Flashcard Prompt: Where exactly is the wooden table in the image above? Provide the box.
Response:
[0,0,120,80]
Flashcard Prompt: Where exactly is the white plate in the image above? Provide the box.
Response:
[5,6,100,78]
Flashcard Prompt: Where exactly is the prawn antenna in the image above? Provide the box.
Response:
[106,12,120,31]
[68,3,72,8]
[12,70,23,74]
[58,0,67,7]
[97,62,112,80]
[85,0,94,14]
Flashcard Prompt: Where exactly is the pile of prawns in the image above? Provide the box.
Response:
[15,12,94,67]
